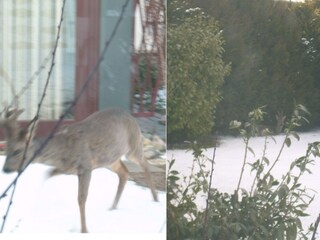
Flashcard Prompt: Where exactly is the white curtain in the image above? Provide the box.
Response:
[0,0,76,120]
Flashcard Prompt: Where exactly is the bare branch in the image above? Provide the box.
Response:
[10,52,53,108]
[202,146,216,240]
[312,213,320,240]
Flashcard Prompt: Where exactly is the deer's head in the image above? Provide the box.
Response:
[0,108,34,173]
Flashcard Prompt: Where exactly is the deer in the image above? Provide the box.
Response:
[0,107,158,233]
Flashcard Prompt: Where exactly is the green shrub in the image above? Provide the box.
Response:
[168,1,230,143]
[167,105,320,240]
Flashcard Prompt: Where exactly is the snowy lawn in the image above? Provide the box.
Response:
[168,130,320,234]
[0,158,165,237]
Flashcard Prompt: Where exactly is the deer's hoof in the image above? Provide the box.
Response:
[109,205,117,211]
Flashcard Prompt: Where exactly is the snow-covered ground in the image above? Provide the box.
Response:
[0,158,165,239]
[168,130,320,234]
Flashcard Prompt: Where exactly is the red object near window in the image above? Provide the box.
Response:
[131,0,166,117]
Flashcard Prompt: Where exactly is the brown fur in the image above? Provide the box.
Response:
[0,108,158,233]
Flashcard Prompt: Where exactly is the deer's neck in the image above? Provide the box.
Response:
[30,136,65,167]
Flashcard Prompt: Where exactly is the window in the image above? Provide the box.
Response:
[99,0,133,111]
[0,0,76,120]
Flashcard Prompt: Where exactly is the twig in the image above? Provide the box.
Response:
[10,52,52,108]
[250,135,268,196]
[312,213,320,240]
[236,138,250,195]
[263,132,289,181]
[202,146,216,240]
[0,182,17,233]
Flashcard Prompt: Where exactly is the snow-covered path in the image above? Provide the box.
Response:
[168,130,320,233]
[0,158,165,238]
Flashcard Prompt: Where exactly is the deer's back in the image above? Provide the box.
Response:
[62,109,142,168]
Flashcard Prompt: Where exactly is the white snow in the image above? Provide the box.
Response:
[0,159,165,239]
[168,130,320,235]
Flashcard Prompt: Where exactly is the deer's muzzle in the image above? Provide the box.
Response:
[2,166,14,173]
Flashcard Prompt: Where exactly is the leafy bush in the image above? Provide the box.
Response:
[167,141,211,239]
[168,1,230,143]
[167,105,320,240]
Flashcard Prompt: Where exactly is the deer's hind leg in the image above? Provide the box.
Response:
[109,159,129,210]
[77,170,92,233]
[128,145,158,202]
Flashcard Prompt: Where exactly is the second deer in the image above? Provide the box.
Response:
[0,108,159,233]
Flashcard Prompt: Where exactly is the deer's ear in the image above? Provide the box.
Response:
[19,118,39,142]
[6,108,24,120]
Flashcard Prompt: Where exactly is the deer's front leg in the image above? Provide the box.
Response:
[78,170,92,233]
